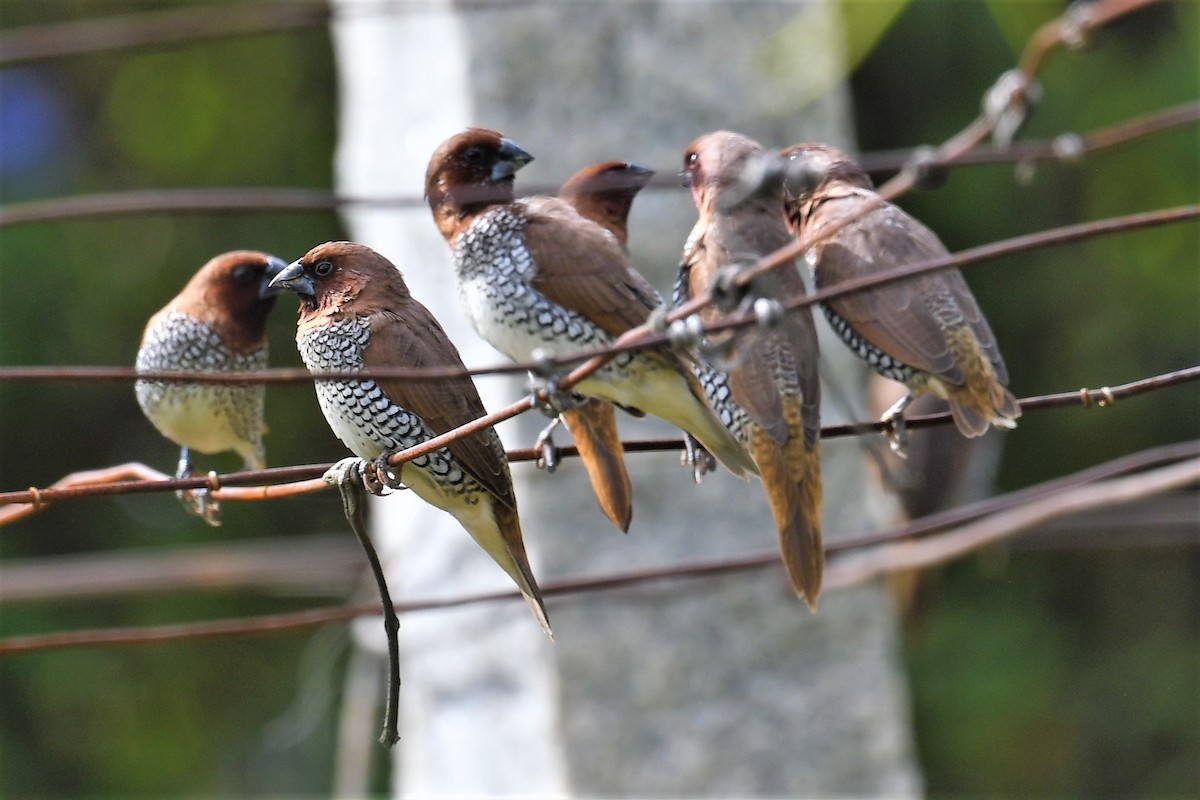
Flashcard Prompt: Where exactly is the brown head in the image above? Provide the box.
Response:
[558,161,654,249]
[167,250,287,353]
[270,241,412,328]
[779,143,874,226]
[424,128,534,242]
[681,130,785,214]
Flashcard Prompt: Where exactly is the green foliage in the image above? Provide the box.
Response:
[854,1,1199,795]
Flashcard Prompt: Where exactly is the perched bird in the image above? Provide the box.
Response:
[781,143,1020,448]
[676,131,824,608]
[269,241,551,635]
[423,128,757,482]
[548,160,657,532]
[135,250,287,524]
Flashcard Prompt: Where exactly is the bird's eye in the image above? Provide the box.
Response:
[462,146,485,167]
[231,265,256,283]
[314,260,334,277]
[685,152,700,171]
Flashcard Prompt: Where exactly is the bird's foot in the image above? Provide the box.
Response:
[527,375,586,419]
[370,455,407,494]
[175,488,221,526]
[534,417,562,473]
[174,449,220,526]
[323,456,396,497]
[881,395,913,458]
[680,433,717,484]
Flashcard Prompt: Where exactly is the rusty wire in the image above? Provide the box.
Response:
[1,365,1196,516]
[1,438,1195,656]
[1,99,1194,230]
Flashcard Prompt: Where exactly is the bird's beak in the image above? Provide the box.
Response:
[259,255,289,299]
[491,137,533,181]
[624,162,656,188]
[269,258,315,298]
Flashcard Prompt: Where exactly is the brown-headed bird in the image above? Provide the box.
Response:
[269,241,551,636]
[545,160,656,532]
[423,128,756,482]
[676,131,824,609]
[781,143,1020,449]
[135,250,287,524]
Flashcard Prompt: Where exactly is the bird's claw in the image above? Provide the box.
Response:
[881,394,913,458]
[173,448,220,525]
[680,433,717,484]
[175,488,221,526]
[534,418,561,473]
[322,456,395,496]
[527,376,585,419]
[370,455,406,494]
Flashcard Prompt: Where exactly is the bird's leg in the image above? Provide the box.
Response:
[323,458,401,748]
[534,415,562,473]
[526,368,587,474]
[174,446,220,526]
[881,393,914,458]
[680,433,717,484]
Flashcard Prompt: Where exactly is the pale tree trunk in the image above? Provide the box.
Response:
[331,1,922,795]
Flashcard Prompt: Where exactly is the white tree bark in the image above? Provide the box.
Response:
[331,1,922,795]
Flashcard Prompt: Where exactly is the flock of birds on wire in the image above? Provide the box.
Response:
[135,128,1021,642]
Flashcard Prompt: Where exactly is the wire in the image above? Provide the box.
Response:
[3,101,1194,230]
[1,366,1196,516]
[1,439,1194,656]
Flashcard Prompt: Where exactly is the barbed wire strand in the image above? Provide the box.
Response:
[1,440,1194,657]
[6,440,1193,602]
[2,99,1194,230]
[1,366,1196,521]
[2,204,1193,392]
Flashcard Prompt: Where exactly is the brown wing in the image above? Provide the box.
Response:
[817,199,1008,385]
[361,302,516,510]
[520,196,662,337]
[688,211,821,448]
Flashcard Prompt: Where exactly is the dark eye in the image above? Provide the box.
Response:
[313,260,334,277]
[231,264,256,283]
[685,152,699,172]
[462,146,485,167]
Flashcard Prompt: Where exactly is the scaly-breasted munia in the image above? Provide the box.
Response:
[676,131,824,608]
[423,128,756,481]
[781,143,1019,448]
[548,160,656,532]
[269,241,551,635]
[135,250,287,524]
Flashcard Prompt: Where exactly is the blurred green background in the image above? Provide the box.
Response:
[1,0,1196,796]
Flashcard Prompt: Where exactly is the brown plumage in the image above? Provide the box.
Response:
[781,143,1020,442]
[677,131,824,609]
[135,250,286,523]
[553,160,655,532]
[270,241,550,636]
[424,128,757,480]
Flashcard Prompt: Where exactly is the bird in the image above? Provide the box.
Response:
[675,130,824,609]
[269,240,551,636]
[423,128,757,483]
[547,159,657,532]
[135,250,287,524]
[780,142,1020,450]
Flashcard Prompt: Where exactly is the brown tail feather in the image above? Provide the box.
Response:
[561,399,634,532]
[489,501,553,638]
[750,427,824,610]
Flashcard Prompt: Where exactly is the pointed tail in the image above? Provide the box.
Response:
[750,427,824,610]
[561,398,634,532]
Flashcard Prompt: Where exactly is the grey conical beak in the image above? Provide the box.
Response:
[268,258,315,298]
[491,137,533,181]
[259,255,290,299]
